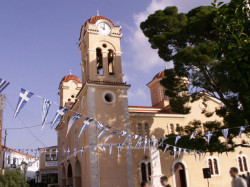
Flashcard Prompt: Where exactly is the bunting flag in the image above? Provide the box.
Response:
[190,133,197,140]
[182,148,186,158]
[97,125,111,139]
[109,144,112,155]
[205,131,213,144]
[74,148,77,158]
[104,129,119,143]
[119,130,127,138]
[55,149,58,160]
[14,88,34,118]
[49,149,52,159]
[194,150,196,160]
[0,78,10,93]
[67,112,83,136]
[44,149,47,160]
[222,128,229,140]
[158,137,168,147]
[41,98,52,129]
[175,135,182,145]
[133,134,139,140]
[117,143,122,154]
[128,142,133,153]
[100,145,106,151]
[178,147,182,158]
[80,147,84,158]
[173,146,177,159]
[67,148,70,158]
[51,106,68,129]
[78,117,93,138]
[148,139,151,150]
[189,149,192,154]
[122,134,131,146]
[162,144,170,155]
[144,136,148,153]
[198,151,201,160]
[239,126,247,138]
[96,121,104,130]
[136,137,143,148]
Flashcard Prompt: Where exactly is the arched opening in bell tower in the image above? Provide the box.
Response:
[96,48,103,75]
[108,49,114,75]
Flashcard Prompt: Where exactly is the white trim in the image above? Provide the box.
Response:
[206,156,221,176]
[129,112,185,118]
[236,154,249,174]
[129,107,161,111]
[172,159,190,187]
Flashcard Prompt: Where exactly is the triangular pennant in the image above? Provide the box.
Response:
[182,148,186,158]
[173,146,177,159]
[96,121,104,129]
[109,144,112,155]
[78,117,93,138]
[178,147,182,158]
[239,126,246,138]
[158,137,168,147]
[128,142,133,153]
[175,135,182,145]
[122,134,131,146]
[190,133,197,140]
[104,129,119,143]
[136,137,143,149]
[119,130,127,138]
[222,128,229,140]
[67,112,83,136]
[133,134,139,140]
[97,125,111,139]
[162,144,170,156]
[67,148,70,158]
[205,131,213,144]
[144,136,147,153]
[42,98,52,129]
[117,143,122,154]
[100,145,106,151]
[0,78,10,93]
[74,148,77,158]
[51,106,68,129]
[80,147,84,158]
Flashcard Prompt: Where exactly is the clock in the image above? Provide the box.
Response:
[97,22,111,35]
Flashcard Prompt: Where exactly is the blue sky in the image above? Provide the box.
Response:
[0,0,228,150]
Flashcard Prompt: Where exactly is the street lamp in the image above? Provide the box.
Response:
[35,170,40,183]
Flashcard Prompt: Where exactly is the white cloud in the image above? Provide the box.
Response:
[128,88,148,100]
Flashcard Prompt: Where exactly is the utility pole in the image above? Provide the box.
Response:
[0,94,5,172]
[2,130,7,169]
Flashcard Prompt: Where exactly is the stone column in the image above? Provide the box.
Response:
[102,51,109,76]
[150,136,163,187]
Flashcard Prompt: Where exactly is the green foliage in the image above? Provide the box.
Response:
[0,168,28,187]
[141,0,250,152]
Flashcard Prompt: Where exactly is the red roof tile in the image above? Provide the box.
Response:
[83,16,115,27]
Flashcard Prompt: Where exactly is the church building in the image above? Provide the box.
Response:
[55,14,250,187]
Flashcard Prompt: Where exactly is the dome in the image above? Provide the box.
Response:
[60,74,81,85]
[83,16,115,27]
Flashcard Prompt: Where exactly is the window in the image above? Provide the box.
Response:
[7,156,10,164]
[138,123,142,136]
[144,123,149,137]
[96,48,103,75]
[108,49,114,75]
[46,154,58,161]
[140,161,151,183]
[207,157,220,176]
[237,155,249,173]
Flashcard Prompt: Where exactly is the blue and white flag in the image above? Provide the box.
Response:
[97,125,111,139]
[100,145,106,151]
[239,126,247,138]
[117,143,122,154]
[109,144,112,155]
[74,148,77,158]
[158,137,168,147]
[178,147,182,158]
[0,78,10,93]
[144,136,148,153]
[190,133,197,140]
[104,129,119,143]
[175,135,182,145]
[128,142,133,153]
[51,106,68,129]
[14,88,34,118]
[78,117,94,138]
[122,134,131,146]
[42,98,52,129]
[173,146,177,159]
[119,130,127,138]
[136,137,143,148]
[67,112,83,136]
[80,147,84,158]
[133,134,139,140]
[55,149,58,160]
[205,131,213,144]
[198,151,201,160]
[44,149,47,160]
[222,128,229,139]
[96,121,104,130]
[148,139,151,150]
[194,150,196,160]
[67,148,70,158]
[49,149,52,159]
[182,148,186,158]
[189,149,192,154]
[162,144,170,155]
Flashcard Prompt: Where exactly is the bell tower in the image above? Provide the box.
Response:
[79,14,123,84]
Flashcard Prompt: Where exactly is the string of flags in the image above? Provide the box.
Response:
[0,77,249,161]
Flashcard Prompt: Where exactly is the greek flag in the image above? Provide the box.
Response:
[78,117,93,138]
[0,78,10,93]
[173,146,177,159]
[136,137,143,148]
[80,147,84,158]
[128,142,133,153]
[67,112,83,136]
[162,144,170,155]
[74,148,77,158]
[97,125,111,139]
[178,147,182,158]
[100,145,106,151]
[119,130,127,138]
[49,149,52,159]
[205,131,213,144]
[55,149,58,160]
[122,134,131,146]
[189,149,192,154]
[42,98,52,129]
[96,121,104,129]
[109,144,112,155]
[104,129,119,143]
[190,133,197,140]
[133,134,139,140]
[182,148,186,158]
[194,150,196,160]
[239,126,246,138]
[44,149,47,160]
[51,106,68,129]
[144,136,147,153]
[117,143,122,154]
[14,88,34,118]
[222,128,229,139]
[198,151,201,160]
[67,148,70,158]
[175,135,182,145]
[158,137,168,147]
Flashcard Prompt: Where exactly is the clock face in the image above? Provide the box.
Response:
[97,22,111,35]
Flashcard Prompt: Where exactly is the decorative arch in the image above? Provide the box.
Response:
[74,160,82,186]
[237,154,249,173]
[172,160,190,187]
[67,163,73,186]
[62,166,66,187]
[94,40,116,51]
[206,156,221,176]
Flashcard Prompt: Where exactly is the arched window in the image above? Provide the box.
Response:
[108,49,114,75]
[96,48,103,75]
[144,123,149,137]
[237,155,249,173]
[140,161,151,183]
[170,124,175,134]
[207,157,220,176]
[138,123,142,136]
